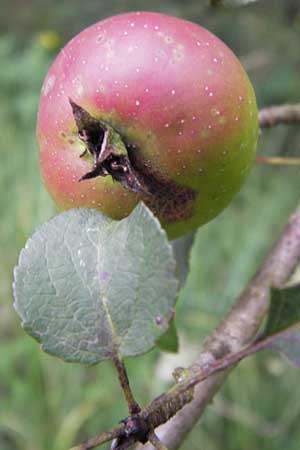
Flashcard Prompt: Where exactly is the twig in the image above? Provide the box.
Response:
[141,204,300,450]
[256,156,300,166]
[257,104,300,167]
[71,204,300,450]
[71,104,300,450]
[69,425,124,450]
[113,355,141,415]
[69,329,289,450]
[112,435,137,450]
[259,104,300,129]
[147,431,169,450]
[155,330,295,401]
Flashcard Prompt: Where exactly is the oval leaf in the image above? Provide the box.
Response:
[262,284,300,367]
[13,204,178,365]
[264,284,300,337]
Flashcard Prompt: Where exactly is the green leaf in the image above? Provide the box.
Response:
[263,284,300,367]
[156,320,179,353]
[156,232,194,354]
[172,232,195,289]
[264,285,300,336]
[13,204,178,365]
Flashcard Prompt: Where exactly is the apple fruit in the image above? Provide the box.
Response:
[37,11,258,239]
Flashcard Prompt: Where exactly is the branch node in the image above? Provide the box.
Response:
[172,367,189,383]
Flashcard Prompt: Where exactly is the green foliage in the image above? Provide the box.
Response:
[0,36,56,338]
[157,320,179,353]
[1,2,300,450]
[177,166,300,450]
[265,285,300,337]
[13,205,177,363]
[178,166,300,340]
[262,285,300,367]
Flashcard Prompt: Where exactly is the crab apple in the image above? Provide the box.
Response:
[37,11,258,239]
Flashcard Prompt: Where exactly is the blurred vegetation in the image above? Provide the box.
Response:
[0,1,300,449]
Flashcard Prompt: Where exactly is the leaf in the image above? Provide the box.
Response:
[172,232,195,289]
[263,284,300,367]
[264,284,300,336]
[13,204,178,365]
[156,320,179,353]
[156,232,195,354]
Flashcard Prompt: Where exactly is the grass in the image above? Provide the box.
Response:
[1,27,300,450]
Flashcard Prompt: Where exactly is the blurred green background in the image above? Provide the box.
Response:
[1,1,300,449]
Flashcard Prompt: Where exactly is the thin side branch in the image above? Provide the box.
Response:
[256,156,300,166]
[70,425,124,450]
[256,103,300,166]
[142,204,300,450]
[154,331,293,402]
[259,104,300,128]
[71,205,300,450]
[147,431,169,450]
[71,105,300,450]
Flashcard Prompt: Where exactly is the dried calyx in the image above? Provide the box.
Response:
[69,99,147,193]
[70,100,196,223]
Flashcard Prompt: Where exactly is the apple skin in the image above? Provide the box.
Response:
[37,11,258,239]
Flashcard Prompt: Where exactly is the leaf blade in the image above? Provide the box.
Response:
[264,284,300,336]
[13,204,178,365]
[262,284,300,367]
